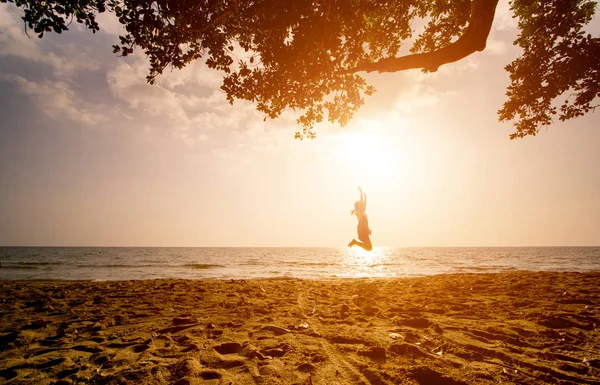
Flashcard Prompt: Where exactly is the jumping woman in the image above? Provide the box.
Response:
[348,187,373,251]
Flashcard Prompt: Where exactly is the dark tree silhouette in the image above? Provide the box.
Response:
[2,0,599,139]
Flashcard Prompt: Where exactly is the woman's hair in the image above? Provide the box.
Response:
[351,200,365,215]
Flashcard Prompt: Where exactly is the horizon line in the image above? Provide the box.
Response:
[1,245,598,248]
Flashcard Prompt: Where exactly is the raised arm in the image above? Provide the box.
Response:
[358,186,368,210]
[358,187,364,205]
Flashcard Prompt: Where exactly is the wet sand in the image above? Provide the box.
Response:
[1,272,599,384]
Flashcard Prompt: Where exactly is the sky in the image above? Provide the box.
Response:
[0,1,599,247]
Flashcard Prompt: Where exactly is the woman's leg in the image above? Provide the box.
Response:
[349,239,372,251]
[355,240,372,251]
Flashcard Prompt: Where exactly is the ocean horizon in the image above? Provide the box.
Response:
[1,246,599,281]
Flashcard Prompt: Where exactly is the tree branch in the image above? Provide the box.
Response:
[349,0,500,73]
[190,0,239,34]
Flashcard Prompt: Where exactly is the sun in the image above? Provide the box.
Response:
[334,130,397,187]
[329,118,429,207]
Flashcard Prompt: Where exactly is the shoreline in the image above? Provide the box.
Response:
[3,268,600,283]
[1,271,599,384]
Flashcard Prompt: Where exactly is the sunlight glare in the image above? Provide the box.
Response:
[329,116,436,196]
[335,131,395,187]
[341,246,392,278]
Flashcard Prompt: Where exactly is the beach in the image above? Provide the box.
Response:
[1,272,599,384]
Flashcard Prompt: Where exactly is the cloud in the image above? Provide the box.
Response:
[493,0,518,32]
[106,52,274,145]
[0,73,107,125]
[94,11,127,37]
[156,59,224,91]
[0,6,43,61]
[0,6,102,77]
[45,46,102,78]
[0,7,115,133]
[1,5,276,147]
[393,83,446,114]
[484,38,507,56]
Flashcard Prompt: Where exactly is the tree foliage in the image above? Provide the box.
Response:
[499,0,599,138]
[2,0,599,139]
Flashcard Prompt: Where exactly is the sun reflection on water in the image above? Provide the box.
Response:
[341,247,394,278]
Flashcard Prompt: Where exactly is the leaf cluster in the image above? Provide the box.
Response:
[1,0,105,37]
[499,0,599,139]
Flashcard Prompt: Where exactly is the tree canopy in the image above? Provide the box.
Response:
[3,0,599,139]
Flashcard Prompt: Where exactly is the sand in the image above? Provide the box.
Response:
[1,271,599,385]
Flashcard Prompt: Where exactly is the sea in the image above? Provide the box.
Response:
[0,247,599,281]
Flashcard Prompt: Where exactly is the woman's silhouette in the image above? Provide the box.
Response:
[348,187,372,251]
